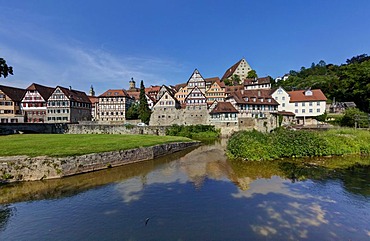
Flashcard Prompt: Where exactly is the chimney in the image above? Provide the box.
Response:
[69,86,72,90]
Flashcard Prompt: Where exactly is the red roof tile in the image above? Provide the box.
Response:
[26,83,54,101]
[210,102,239,114]
[58,86,91,103]
[221,59,243,80]
[0,85,26,101]
[288,89,327,102]
[99,89,131,98]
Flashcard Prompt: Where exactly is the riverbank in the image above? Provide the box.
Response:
[0,134,199,183]
[227,128,370,161]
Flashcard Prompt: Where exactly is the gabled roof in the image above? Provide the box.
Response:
[225,85,244,94]
[156,88,181,106]
[221,59,243,80]
[0,85,26,102]
[244,77,271,86]
[288,89,327,102]
[226,89,279,105]
[145,85,161,93]
[57,86,91,103]
[210,102,239,114]
[26,83,54,101]
[185,86,207,101]
[204,77,220,83]
[174,83,187,91]
[186,69,206,84]
[88,96,99,104]
[99,89,131,98]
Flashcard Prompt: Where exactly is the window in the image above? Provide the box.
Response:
[317,102,321,106]
[302,109,305,113]
[309,102,313,106]
[302,102,305,107]
[282,103,285,107]
[282,96,285,101]
[317,109,320,113]
[295,109,298,113]
[309,109,313,113]
[295,103,298,107]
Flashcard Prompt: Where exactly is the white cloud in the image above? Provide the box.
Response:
[0,10,186,94]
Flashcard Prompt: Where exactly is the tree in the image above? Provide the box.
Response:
[126,102,139,119]
[230,74,241,84]
[246,70,258,79]
[0,57,13,78]
[138,80,151,124]
[340,108,368,128]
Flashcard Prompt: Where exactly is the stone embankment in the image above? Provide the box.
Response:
[0,141,199,183]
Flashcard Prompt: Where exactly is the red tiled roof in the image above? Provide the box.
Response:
[226,89,279,105]
[221,59,243,80]
[278,111,295,116]
[26,83,54,101]
[205,77,220,83]
[225,85,244,94]
[288,89,327,102]
[174,83,187,91]
[210,102,239,114]
[88,96,99,104]
[0,85,26,101]
[99,89,131,98]
[58,86,91,103]
[244,77,271,86]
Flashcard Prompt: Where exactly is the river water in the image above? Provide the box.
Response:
[0,141,369,241]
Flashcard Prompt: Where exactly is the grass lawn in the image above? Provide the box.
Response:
[0,134,192,157]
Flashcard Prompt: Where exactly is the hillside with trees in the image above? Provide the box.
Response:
[274,54,370,113]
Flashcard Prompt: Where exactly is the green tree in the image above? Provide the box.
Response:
[126,102,139,119]
[0,57,13,78]
[230,74,241,84]
[138,80,151,124]
[246,70,258,79]
[340,108,369,128]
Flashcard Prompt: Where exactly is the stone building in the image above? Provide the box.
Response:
[243,77,271,90]
[0,85,26,123]
[221,58,253,83]
[46,86,92,123]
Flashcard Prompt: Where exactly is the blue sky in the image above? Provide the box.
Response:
[1,0,369,95]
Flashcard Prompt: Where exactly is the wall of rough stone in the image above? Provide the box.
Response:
[65,124,167,135]
[0,141,199,183]
[150,107,210,126]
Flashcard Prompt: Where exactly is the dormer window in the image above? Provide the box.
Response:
[267,98,271,102]
[305,90,313,96]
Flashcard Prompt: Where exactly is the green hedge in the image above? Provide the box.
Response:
[166,124,220,140]
[227,128,370,160]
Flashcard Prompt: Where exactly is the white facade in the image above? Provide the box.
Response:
[272,87,327,118]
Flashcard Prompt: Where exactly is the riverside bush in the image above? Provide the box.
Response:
[166,124,220,140]
[227,128,370,161]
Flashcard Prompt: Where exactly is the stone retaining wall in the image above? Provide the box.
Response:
[0,141,199,183]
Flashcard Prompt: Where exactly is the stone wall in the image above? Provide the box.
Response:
[65,124,167,135]
[150,107,210,126]
[0,141,199,183]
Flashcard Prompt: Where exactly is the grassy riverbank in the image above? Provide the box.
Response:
[165,124,220,141]
[0,134,192,157]
[227,128,370,161]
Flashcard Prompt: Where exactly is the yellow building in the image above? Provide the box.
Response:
[0,85,26,123]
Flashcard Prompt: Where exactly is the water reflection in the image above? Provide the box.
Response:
[0,142,369,240]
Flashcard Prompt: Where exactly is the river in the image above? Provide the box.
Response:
[0,140,369,241]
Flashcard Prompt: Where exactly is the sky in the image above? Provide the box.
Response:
[1,0,369,95]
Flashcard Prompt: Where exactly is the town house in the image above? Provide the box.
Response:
[46,86,92,123]
[21,83,54,123]
[0,85,26,123]
[98,89,133,122]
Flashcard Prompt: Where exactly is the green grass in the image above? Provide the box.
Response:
[0,134,192,157]
[227,128,370,161]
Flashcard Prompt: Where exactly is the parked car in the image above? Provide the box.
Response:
[137,122,148,127]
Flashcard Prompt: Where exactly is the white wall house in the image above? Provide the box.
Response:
[272,87,327,125]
